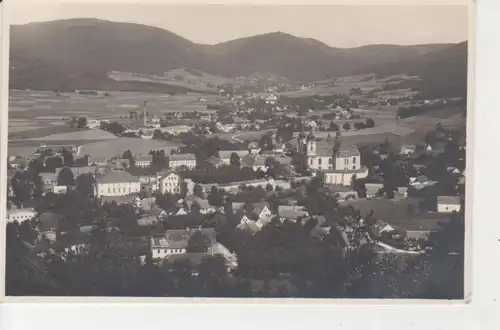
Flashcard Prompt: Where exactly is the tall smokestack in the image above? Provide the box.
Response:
[143,100,147,127]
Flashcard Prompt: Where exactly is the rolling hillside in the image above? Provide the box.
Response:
[9,18,467,96]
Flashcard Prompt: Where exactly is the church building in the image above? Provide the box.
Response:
[297,131,368,186]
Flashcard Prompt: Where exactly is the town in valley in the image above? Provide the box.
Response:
[5,11,467,298]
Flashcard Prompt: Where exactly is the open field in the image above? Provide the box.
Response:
[109,70,221,93]
[78,137,182,158]
[31,129,118,141]
[8,89,224,138]
[342,198,451,231]
[213,129,276,142]
[282,74,419,98]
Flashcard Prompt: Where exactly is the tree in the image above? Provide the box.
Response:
[77,117,87,129]
[153,129,163,139]
[265,183,274,193]
[122,150,133,162]
[76,174,96,196]
[259,134,273,151]
[342,122,351,131]
[365,118,375,128]
[61,148,74,166]
[70,116,77,128]
[193,184,205,199]
[207,186,223,207]
[57,167,75,186]
[353,122,365,130]
[229,152,241,167]
[186,231,212,253]
[45,157,64,172]
[329,121,339,131]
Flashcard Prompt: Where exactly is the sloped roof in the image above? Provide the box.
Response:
[336,145,360,158]
[237,221,261,233]
[437,196,461,205]
[153,228,217,249]
[169,153,196,161]
[97,170,139,184]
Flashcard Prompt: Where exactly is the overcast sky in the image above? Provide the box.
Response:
[8,4,468,48]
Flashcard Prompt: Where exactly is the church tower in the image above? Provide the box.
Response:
[306,131,316,156]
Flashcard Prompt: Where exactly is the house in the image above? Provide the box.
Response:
[7,208,37,224]
[89,157,108,166]
[248,142,261,155]
[160,125,192,136]
[365,183,384,198]
[409,175,434,190]
[134,155,153,168]
[233,201,274,226]
[109,157,131,170]
[279,209,309,223]
[133,196,156,212]
[39,172,58,191]
[305,120,318,131]
[52,185,68,195]
[169,153,197,169]
[137,215,159,227]
[95,170,141,197]
[237,215,262,234]
[437,196,461,213]
[186,196,216,214]
[218,150,249,165]
[265,94,278,105]
[158,171,183,195]
[37,212,61,242]
[9,157,28,170]
[400,144,417,156]
[150,228,217,260]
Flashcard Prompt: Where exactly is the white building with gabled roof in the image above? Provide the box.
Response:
[96,170,140,197]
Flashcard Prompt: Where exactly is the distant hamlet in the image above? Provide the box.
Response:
[6,18,466,299]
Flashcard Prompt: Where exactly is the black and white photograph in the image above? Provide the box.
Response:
[3,2,470,299]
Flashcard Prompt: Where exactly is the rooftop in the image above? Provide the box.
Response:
[437,196,461,205]
[97,170,139,184]
[169,153,196,161]
[152,228,217,249]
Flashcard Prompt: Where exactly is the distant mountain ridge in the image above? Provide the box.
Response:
[9,18,467,96]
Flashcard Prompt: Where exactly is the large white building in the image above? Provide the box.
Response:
[95,170,141,197]
[298,131,368,186]
[158,171,183,195]
[169,153,197,170]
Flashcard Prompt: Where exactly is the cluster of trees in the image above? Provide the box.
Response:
[100,121,126,136]
[187,166,257,185]
[69,116,88,129]
[5,180,465,298]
